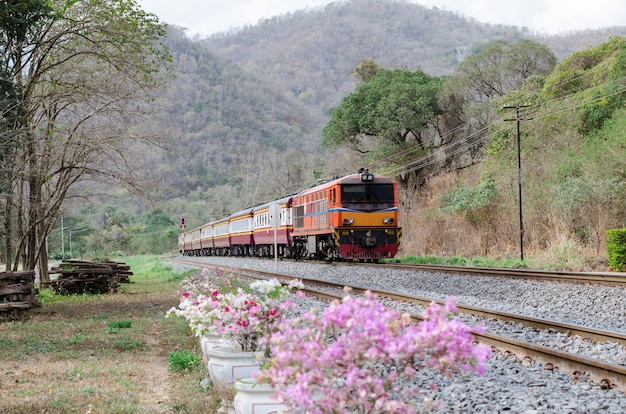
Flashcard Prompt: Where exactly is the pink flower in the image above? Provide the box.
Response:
[258,291,491,412]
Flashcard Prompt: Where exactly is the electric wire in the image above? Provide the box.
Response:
[379,74,626,178]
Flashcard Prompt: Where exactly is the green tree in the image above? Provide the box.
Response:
[0,0,169,280]
[0,0,55,271]
[322,67,443,173]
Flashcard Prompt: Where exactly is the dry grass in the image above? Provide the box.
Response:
[0,256,220,414]
[398,165,613,272]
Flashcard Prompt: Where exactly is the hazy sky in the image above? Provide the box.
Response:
[138,0,626,38]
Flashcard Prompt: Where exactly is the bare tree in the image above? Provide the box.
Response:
[455,39,556,101]
[0,0,170,280]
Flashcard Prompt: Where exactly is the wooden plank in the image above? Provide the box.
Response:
[45,260,129,295]
[0,271,35,281]
[0,284,30,295]
[0,301,33,310]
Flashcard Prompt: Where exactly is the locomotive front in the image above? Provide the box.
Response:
[332,171,402,260]
[291,170,402,260]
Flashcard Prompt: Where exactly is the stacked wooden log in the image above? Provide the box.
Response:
[0,270,40,311]
[48,260,132,294]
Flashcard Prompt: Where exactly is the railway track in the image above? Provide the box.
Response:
[347,261,626,286]
[169,257,626,391]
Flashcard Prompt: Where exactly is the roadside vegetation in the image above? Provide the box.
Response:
[0,256,219,414]
[393,253,612,272]
[394,255,527,269]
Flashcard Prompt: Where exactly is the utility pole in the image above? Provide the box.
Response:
[504,105,531,261]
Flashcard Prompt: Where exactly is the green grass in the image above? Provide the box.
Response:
[38,288,107,305]
[0,255,217,413]
[108,320,133,332]
[393,255,529,269]
[122,255,196,294]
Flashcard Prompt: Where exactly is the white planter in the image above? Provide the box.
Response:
[200,332,228,361]
[234,378,289,414]
[206,346,262,392]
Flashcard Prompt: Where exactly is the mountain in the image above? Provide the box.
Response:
[155,0,623,205]
[67,0,626,256]
[200,0,626,121]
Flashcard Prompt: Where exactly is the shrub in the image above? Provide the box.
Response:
[439,179,498,227]
[606,228,626,271]
[108,320,132,329]
[168,350,199,372]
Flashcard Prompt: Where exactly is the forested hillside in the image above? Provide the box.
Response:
[202,0,625,115]
[400,37,626,269]
[53,0,625,266]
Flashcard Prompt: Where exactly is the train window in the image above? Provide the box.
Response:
[342,184,367,202]
[294,205,304,228]
[370,184,394,202]
[341,184,394,203]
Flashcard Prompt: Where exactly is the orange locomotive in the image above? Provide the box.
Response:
[178,169,402,261]
[291,169,402,260]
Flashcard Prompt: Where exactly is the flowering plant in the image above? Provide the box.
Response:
[256,291,491,413]
[166,268,246,337]
[212,278,304,352]
[167,268,304,353]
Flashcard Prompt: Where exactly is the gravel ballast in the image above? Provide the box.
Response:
[172,256,626,413]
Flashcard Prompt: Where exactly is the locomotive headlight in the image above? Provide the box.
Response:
[383,217,395,224]
[342,218,354,225]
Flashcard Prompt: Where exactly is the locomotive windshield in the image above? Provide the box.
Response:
[341,184,394,205]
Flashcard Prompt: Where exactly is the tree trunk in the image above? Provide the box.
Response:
[13,182,26,272]
[38,243,49,284]
[25,132,40,271]
[3,196,12,272]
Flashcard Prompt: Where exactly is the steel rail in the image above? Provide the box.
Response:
[294,284,626,392]
[349,262,626,285]
[170,257,626,344]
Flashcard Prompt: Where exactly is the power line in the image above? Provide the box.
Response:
[380,74,626,179]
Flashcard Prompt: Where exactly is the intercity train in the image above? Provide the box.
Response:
[178,169,402,260]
